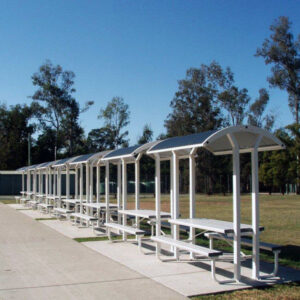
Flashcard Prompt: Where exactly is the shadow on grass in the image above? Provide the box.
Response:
[192,281,300,299]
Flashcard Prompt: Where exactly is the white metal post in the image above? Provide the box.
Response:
[86,163,89,204]
[27,170,30,200]
[170,157,175,253]
[49,168,52,196]
[172,151,180,259]
[39,170,42,195]
[117,162,121,224]
[228,134,241,282]
[80,164,83,214]
[252,135,262,279]
[96,164,100,203]
[58,168,62,208]
[90,164,93,203]
[34,170,37,201]
[53,169,57,197]
[66,164,70,210]
[135,155,141,229]
[41,170,44,195]
[22,173,24,194]
[155,154,161,257]
[75,167,78,199]
[189,150,196,258]
[122,159,127,240]
[66,165,70,198]
[105,162,110,223]
[45,168,48,198]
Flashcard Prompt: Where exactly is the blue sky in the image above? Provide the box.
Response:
[0,0,299,144]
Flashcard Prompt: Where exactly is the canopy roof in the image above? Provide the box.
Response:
[148,125,285,158]
[102,141,160,163]
[52,156,79,168]
[26,163,45,171]
[16,166,29,172]
[69,150,111,166]
[36,161,56,170]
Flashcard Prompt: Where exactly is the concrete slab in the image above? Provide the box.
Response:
[7,204,27,210]
[40,219,98,239]
[83,239,300,297]
[0,203,186,300]
[18,209,48,219]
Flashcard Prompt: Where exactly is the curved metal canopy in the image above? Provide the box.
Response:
[148,125,285,158]
[36,161,56,170]
[15,126,285,170]
[102,141,160,163]
[68,150,111,166]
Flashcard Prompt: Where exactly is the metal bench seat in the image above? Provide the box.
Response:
[70,213,98,227]
[105,222,145,251]
[204,232,282,276]
[53,207,73,219]
[152,236,222,258]
[151,235,222,281]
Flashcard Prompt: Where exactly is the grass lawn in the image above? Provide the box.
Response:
[124,193,300,246]
[0,198,17,204]
[192,281,300,300]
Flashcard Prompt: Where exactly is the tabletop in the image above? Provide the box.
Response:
[119,209,171,219]
[82,202,118,209]
[168,218,264,234]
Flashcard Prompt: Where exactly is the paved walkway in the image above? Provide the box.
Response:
[0,203,185,300]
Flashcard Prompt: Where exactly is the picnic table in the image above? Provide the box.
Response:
[167,218,265,281]
[118,209,172,235]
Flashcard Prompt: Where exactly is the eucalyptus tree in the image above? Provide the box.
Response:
[138,124,153,145]
[164,62,225,137]
[62,99,94,156]
[98,97,130,148]
[256,16,300,123]
[164,62,228,194]
[31,60,76,160]
[247,88,274,130]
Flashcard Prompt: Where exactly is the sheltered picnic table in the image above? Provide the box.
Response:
[147,125,285,282]
[102,141,162,241]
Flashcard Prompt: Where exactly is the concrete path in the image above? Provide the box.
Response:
[0,203,186,300]
[84,239,300,297]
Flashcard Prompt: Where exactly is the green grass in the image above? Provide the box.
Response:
[35,217,57,221]
[192,281,300,300]
[74,236,109,242]
[124,193,300,270]
[0,199,16,204]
